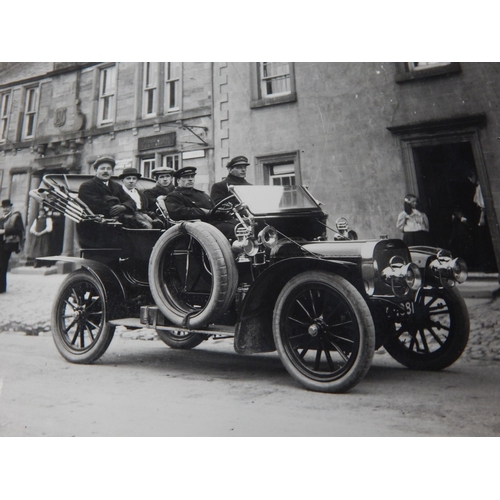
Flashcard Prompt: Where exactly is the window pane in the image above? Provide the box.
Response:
[1,94,9,116]
[147,89,155,114]
[261,62,291,96]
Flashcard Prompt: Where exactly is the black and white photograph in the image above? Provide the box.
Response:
[0,3,498,499]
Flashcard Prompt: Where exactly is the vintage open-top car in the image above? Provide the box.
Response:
[29,174,470,393]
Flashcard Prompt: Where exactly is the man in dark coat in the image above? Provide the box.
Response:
[210,155,252,205]
[144,167,175,211]
[166,167,237,240]
[78,156,135,218]
[0,199,25,293]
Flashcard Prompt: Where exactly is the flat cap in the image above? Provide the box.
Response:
[119,167,142,179]
[173,166,197,179]
[151,167,175,178]
[226,156,250,169]
[92,156,116,170]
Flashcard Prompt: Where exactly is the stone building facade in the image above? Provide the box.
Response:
[1,62,499,273]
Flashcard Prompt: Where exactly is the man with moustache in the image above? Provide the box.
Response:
[78,156,135,218]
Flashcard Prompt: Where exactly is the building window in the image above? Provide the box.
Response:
[22,87,39,140]
[1,92,11,142]
[143,62,158,118]
[165,62,181,112]
[161,153,181,171]
[98,65,116,125]
[250,62,296,109]
[260,63,291,98]
[269,163,296,186]
[255,151,301,186]
[395,62,461,82]
[140,157,155,178]
[409,62,450,71]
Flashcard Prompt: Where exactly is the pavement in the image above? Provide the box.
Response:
[1,268,500,363]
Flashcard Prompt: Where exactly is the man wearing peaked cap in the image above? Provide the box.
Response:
[144,167,175,211]
[166,167,212,221]
[166,166,238,240]
[210,155,252,205]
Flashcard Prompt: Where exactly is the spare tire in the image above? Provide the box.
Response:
[149,221,238,328]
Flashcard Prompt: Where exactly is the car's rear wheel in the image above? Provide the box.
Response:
[149,221,238,328]
[51,270,115,363]
[156,329,205,349]
[384,286,469,370]
[273,271,375,393]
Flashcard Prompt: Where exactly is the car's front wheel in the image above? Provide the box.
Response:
[273,271,375,393]
[384,286,469,370]
[51,270,115,363]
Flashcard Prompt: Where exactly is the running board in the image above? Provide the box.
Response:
[108,317,235,337]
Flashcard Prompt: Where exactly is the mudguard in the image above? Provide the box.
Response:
[234,257,355,354]
[41,256,127,319]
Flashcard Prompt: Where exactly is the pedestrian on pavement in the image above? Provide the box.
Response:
[0,199,25,293]
[396,193,431,246]
[29,207,53,267]
[210,155,253,205]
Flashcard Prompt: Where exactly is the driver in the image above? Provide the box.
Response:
[166,167,238,241]
[210,155,252,205]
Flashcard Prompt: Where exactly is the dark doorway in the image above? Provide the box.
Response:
[413,142,497,273]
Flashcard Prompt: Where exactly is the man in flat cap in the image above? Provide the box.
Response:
[166,167,237,240]
[210,155,252,205]
[78,156,134,218]
[144,167,175,211]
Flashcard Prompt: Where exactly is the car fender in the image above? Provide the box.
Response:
[43,256,127,319]
[234,257,355,354]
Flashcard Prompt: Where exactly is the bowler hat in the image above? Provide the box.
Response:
[226,156,250,170]
[173,167,197,179]
[92,156,116,170]
[151,167,175,178]
[119,168,142,179]
[1,199,13,208]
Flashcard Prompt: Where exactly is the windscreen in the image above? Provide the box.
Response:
[231,185,321,214]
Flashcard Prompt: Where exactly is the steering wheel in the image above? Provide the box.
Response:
[209,195,237,218]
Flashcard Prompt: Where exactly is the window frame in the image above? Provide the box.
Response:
[97,64,117,126]
[142,62,159,118]
[395,62,461,83]
[161,153,181,171]
[165,62,181,113]
[254,150,301,185]
[140,156,156,178]
[250,62,297,109]
[22,86,39,140]
[0,91,11,143]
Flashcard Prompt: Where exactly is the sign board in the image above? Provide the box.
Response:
[182,150,206,160]
[138,132,176,151]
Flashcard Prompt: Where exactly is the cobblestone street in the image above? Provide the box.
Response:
[1,271,499,363]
